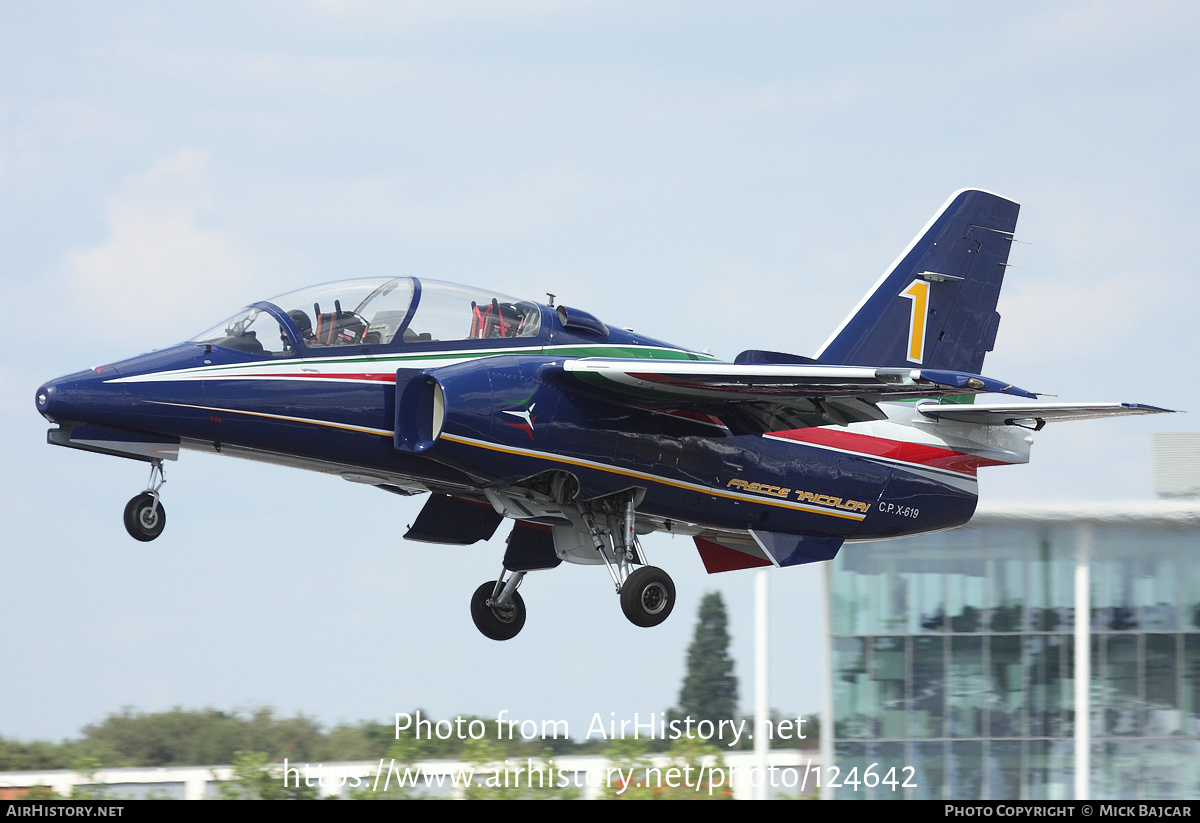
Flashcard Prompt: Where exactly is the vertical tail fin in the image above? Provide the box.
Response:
[815,189,1020,374]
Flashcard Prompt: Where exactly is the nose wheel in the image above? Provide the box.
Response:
[470,572,527,641]
[124,493,166,542]
[124,461,167,542]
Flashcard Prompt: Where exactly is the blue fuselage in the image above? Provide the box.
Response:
[37,303,977,547]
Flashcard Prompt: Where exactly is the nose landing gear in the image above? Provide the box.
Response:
[471,571,527,641]
[124,461,167,542]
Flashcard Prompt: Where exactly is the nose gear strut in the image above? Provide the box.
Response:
[470,568,527,641]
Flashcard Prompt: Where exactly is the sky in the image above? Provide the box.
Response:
[2,1,1198,746]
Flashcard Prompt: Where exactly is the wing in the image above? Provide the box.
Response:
[561,358,1036,401]
[561,358,1034,420]
[915,401,1176,429]
[558,358,1038,432]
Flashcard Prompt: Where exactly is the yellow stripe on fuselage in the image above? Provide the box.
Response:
[440,433,865,521]
[148,402,865,522]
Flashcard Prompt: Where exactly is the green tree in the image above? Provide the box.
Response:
[675,592,738,728]
[215,751,322,800]
[75,706,327,767]
[606,736,731,800]
[345,736,426,800]
[0,735,71,771]
[462,736,579,800]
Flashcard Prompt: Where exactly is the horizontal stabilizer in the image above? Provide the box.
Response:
[404,494,503,544]
[916,401,1176,427]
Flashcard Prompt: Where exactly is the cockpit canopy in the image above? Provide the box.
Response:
[194,277,542,356]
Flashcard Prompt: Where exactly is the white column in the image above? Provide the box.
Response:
[185,774,208,801]
[821,560,834,801]
[1073,524,1092,801]
[754,568,769,799]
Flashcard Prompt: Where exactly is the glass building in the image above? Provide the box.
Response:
[825,501,1200,800]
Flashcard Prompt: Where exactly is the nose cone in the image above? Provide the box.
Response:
[34,383,52,419]
[36,366,126,425]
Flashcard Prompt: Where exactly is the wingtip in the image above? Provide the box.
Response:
[1121,403,1181,414]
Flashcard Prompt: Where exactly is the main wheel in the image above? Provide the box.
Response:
[620,566,675,627]
[123,493,166,542]
[471,582,526,641]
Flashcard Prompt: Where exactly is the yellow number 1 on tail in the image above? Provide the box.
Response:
[900,280,929,363]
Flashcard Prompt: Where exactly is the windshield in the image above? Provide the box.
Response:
[194,306,292,355]
[193,277,542,355]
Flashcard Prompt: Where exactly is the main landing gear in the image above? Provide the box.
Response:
[124,460,167,542]
[578,491,676,629]
[469,487,675,640]
[620,565,676,628]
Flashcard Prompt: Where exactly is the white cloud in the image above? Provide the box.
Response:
[52,150,261,349]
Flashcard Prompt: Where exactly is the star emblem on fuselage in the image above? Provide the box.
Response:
[501,401,537,441]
